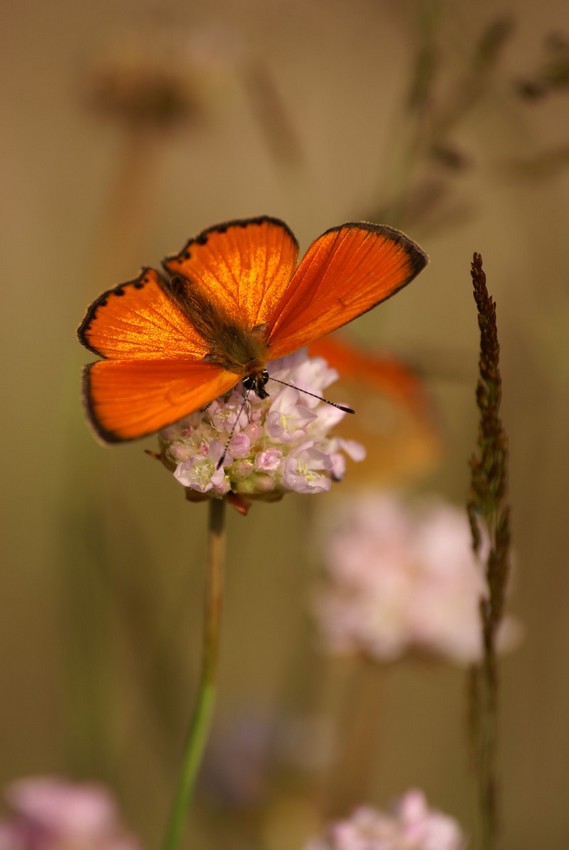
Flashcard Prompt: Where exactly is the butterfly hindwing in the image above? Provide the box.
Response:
[83,360,239,443]
[266,223,428,359]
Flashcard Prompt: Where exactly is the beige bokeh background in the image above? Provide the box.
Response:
[2,0,569,847]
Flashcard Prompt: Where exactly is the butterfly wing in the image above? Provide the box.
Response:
[308,336,440,486]
[163,216,299,329]
[78,267,239,442]
[266,223,427,359]
[78,268,209,360]
[83,360,238,443]
[309,336,430,417]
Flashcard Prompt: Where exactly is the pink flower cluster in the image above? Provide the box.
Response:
[313,493,519,664]
[159,350,364,502]
[304,790,465,850]
[0,777,139,850]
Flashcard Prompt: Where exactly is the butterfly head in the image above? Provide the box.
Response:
[242,370,270,400]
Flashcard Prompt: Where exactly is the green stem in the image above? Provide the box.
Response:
[163,498,227,850]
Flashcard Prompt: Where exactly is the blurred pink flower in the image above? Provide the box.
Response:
[159,350,364,511]
[304,790,466,850]
[0,777,140,850]
[313,493,520,664]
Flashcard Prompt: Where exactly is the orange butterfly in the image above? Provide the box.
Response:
[78,216,427,443]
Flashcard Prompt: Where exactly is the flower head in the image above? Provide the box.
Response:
[0,777,139,850]
[313,492,520,664]
[159,350,364,513]
[304,790,466,850]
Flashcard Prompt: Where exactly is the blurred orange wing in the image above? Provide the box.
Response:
[309,336,430,418]
[163,216,299,329]
[308,336,440,487]
[78,268,209,360]
[83,360,238,443]
[266,223,427,359]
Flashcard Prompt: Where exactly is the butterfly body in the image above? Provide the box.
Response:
[163,274,268,376]
[78,217,427,443]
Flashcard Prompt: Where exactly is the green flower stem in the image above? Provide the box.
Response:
[163,498,227,850]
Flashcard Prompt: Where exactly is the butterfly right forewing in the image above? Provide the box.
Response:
[266,223,428,360]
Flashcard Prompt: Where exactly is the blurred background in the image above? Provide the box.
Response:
[2,0,569,847]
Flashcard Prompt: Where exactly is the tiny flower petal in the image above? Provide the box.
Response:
[229,432,251,457]
[283,446,333,494]
[335,439,367,462]
[255,449,283,472]
[267,394,318,442]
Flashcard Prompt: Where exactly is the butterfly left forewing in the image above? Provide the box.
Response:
[78,268,209,360]
[266,223,427,360]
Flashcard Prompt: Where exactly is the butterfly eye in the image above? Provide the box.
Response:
[242,371,270,399]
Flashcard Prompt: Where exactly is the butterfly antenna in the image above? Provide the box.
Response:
[216,395,250,470]
[267,376,355,413]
